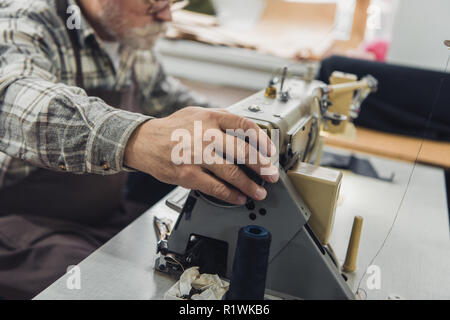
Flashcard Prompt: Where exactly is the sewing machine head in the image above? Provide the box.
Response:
[228,69,377,167]
[155,69,377,300]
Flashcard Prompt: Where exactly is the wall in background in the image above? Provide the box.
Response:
[387,0,450,72]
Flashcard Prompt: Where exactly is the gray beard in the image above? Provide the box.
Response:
[119,23,167,50]
[97,3,166,51]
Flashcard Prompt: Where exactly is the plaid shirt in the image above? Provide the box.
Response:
[0,0,206,190]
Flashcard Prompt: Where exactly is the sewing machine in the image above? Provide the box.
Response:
[155,69,377,300]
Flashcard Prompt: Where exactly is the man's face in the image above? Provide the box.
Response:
[97,0,172,50]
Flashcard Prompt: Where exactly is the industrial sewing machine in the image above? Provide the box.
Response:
[155,68,377,300]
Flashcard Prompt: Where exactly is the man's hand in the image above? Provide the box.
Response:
[124,107,279,205]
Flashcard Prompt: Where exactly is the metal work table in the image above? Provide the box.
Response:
[35,149,450,300]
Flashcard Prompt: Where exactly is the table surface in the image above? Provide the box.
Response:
[35,148,450,300]
[324,127,450,169]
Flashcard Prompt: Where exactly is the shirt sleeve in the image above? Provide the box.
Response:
[0,11,151,175]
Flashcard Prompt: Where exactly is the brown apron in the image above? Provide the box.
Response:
[0,0,149,299]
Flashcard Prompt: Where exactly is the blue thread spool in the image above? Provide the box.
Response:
[226,225,272,300]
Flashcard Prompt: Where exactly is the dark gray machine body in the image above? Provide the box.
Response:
[164,170,354,300]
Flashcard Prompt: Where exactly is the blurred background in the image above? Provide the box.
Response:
[158,0,449,100]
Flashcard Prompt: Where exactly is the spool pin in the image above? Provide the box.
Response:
[343,216,363,273]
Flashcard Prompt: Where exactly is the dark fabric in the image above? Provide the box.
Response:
[321,151,394,183]
[126,172,176,206]
[0,201,146,300]
[0,170,128,226]
[318,56,450,141]
[0,0,150,300]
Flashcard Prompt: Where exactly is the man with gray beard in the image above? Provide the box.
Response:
[0,0,279,299]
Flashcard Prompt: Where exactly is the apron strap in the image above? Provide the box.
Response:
[55,0,85,88]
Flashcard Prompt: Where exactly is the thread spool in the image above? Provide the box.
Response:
[226,225,272,300]
[343,216,363,273]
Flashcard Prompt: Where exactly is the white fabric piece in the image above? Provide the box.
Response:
[164,267,229,300]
